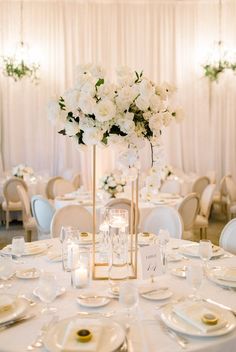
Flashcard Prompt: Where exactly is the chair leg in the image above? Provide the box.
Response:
[200,228,202,240]
[6,210,9,230]
[26,230,32,242]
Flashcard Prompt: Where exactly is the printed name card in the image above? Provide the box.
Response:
[139,244,163,280]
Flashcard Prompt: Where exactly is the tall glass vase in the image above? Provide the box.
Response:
[108,209,129,295]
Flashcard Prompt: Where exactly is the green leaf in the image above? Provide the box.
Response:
[95,78,104,87]
[58,129,66,135]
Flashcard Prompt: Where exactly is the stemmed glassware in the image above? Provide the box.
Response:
[186,263,203,300]
[37,271,58,314]
[0,256,14,289]
[11,236,25,263]
[158,229,170,274]
[199,240,213,272]
[98,207,110,262]
[119,282,139,321]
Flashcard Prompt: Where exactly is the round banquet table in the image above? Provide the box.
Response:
[0,238,236,352]
[54,194,183,233]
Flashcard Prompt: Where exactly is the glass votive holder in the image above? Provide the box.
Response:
[71,249,90,289]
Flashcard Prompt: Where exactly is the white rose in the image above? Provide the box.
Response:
[95,99,116,122]
[128,134,146,149]
[116,185,123,193]
[149,94,164,112]
[76,64,93,77]
[107,134,126,147]
[81,80,96,97]
[47,99,61,124]
[97,82,116,99]
[162,111,173,126]
[149,113,163,132]
[90,65,106,79]
[117,86,137,103]
[79,116,95,131]
[65,120,80,136]
[118,118,135,134]
[63,89,80,111]
[161,82,177,97]
[78,94,96,115]
[82,127,103,145]
[135,96,149,111]
[76,71,92,89]
[108,180,116,188]
[124,112,134,120]
[139,79,155,99]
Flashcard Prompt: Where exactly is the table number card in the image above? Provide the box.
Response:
[139,244,163,280]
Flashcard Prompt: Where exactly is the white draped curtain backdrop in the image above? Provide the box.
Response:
[0,0,235,188]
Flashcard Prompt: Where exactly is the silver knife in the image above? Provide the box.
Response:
[204,298,236,316]
[0,314,35,331]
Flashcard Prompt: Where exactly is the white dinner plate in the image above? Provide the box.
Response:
[76,295,111,308]
[43,317,125,352]
[167,253,182,262]
[171,266,187,278]
[2,243,48,256]
[33,286,66,298]
[161,301,236,337]
[140,288,172,301]
[207,267,236,288]
[0,294,29,324]
[15,267,40,279]
[179,244,224,259]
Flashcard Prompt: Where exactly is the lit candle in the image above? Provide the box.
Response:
[72,265,89,288]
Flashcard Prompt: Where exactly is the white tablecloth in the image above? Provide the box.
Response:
[0,238,236,352]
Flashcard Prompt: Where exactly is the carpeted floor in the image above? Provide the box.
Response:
[0,205,227,250]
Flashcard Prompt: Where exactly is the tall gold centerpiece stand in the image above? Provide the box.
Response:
[92,145,138,280]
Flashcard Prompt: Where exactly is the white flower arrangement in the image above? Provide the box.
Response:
[99,173,126,198]
[48,64,183,153]
[12,164,34,178]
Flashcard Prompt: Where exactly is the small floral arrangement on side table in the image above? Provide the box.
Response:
[12,164,34,179]
[99,173,126,198]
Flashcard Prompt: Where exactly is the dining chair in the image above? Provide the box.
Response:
[212,174,229,217]
[194,184,216,239]
[50,204,93,238]
[16,185,37,242]
[142,205,183,239]
[192,176,210,198]
[219,218,236,255]
[52,179,76,198]
[178,193,199,240]
[105,198,140,233]
[31,195,55,239]
[71,173,81,189]
[2,177,28,229]
[225,175,236,220]
[160,179,181,194]
[45,176,63,200]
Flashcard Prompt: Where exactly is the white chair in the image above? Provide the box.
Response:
[71,173,80,189]
[142,205,183,239]
[178,193,199,240]
[52,179,76,198]
[45,176,63,200]
[194,184,216,239]
[219,219,236,255]
[31,195,55,239]
[16,185,37,242]
[206,170,216,184]
[50,204,93,238]
[212,175,229,216]
[160,179,181,194]
[2,177,28,229]
[225,176,236,220]
[192,176,210,198]
[105,198,140,232]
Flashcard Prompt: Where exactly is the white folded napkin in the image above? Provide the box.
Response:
[0,295,15,313]
[47,251,62,262]
[215,267,236,282]
[60,319,102,352]
[173,301,227,333]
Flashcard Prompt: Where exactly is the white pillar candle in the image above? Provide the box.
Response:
[72,265,89,288]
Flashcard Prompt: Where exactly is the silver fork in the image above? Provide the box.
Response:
[159,320,188,349]
[27,315,59,350]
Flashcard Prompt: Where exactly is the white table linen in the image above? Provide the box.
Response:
[0,238,236,352]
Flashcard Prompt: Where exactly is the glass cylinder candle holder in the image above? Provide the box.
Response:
[71,249,90,289]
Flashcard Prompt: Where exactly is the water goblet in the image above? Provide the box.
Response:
[186,263,203,300]
[199,240,213,272]
[11,236,25,263]
[0,256,14,289]
[119,282,139,322]
[159,229,170,274]
[37,271,58,314]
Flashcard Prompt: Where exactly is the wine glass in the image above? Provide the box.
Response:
[158,229,170,274]
[11,236,25,262]
[0,256,14,289]
[199,240,213,272]
[37,271,58,314]
[119,282,139,322]
[186,264,203,300]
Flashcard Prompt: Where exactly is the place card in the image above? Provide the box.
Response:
[139,244,163,280]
